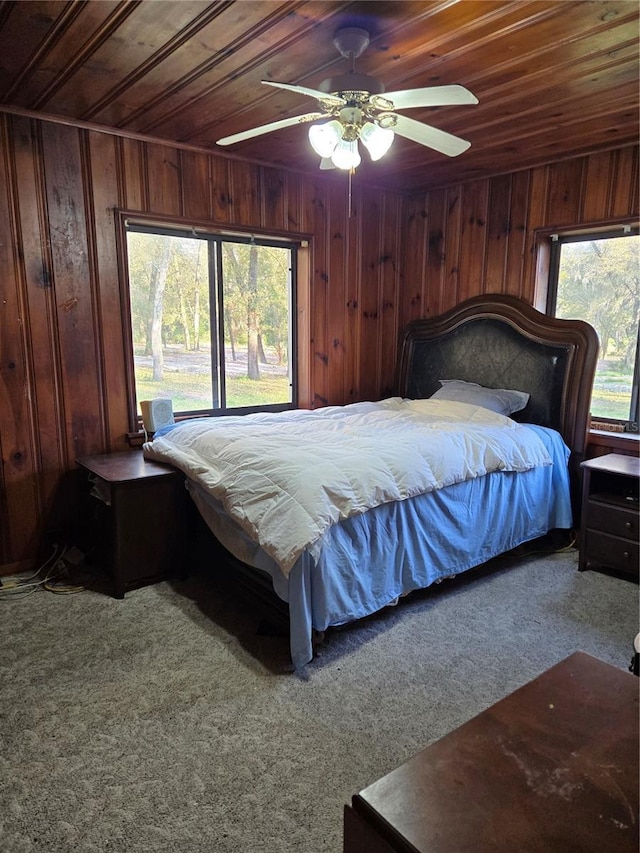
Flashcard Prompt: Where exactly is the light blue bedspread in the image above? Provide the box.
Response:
[188,424,571,669]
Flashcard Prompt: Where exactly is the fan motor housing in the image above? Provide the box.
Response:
[318,72,385,97]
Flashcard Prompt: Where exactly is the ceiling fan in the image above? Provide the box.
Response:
[216,27,478,171]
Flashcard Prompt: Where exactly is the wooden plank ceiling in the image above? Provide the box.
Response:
[0,0,637,193]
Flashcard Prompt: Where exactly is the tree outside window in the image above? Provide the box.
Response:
[548,229,639,431]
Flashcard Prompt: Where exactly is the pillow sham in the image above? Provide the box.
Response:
[431,379,530,416]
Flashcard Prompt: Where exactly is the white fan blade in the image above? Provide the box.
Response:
[382,85,478,110]
[217,112,324,146]
[262,80,345,105]
[392,114,470,157]
[319,157,336,170]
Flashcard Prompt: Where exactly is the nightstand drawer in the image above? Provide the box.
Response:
[583,529,639,576]
[586,500,639,542]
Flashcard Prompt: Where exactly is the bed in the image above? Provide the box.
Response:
[143,294,599,668]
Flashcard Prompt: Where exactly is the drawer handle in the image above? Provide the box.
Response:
[625,522,632,530]
[624,551,630,559]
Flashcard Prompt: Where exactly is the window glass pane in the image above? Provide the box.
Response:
[221,243,292,408]
[127,231,213,414]
[125,226,295,420]
[555,234,639,422]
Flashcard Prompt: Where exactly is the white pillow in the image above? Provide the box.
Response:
[431,379,530,416]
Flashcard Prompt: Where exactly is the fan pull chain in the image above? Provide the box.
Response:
[348,167,353,218]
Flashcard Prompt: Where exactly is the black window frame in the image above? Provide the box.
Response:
[546,225,639,433]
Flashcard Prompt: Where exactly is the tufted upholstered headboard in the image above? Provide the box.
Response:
[396,294,599,458]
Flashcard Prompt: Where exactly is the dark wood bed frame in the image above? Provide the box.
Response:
[397,294,599,514]
[192,294,599,638]
[397,294,598,456]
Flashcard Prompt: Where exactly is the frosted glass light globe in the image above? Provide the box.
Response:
[308,120,343,158]
[360,122,394,161]
[331,139,361,170]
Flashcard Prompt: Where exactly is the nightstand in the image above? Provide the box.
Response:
[579,453,639,579]
[77,450,186,598]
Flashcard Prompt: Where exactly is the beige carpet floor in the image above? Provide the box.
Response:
[0,547,637,852]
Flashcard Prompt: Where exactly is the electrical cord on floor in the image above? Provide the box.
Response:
[0,544,63,597]
[43,571,86,595]
[0,544,85,599]
[552,533,578,553]
[529,532,578,554]
[495,531,578,562]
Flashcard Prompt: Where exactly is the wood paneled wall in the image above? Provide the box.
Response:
[399,148,639,468]
[400,147,639,324]
[0,113,405,572]
[0,108,637,574]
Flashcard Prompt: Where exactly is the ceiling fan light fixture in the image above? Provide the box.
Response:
[331,138,361,170]
[360,122,394,161]
[308,119,343,158]
[235,27,477,173]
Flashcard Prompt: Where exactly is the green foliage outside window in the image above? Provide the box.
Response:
[126,229,293,414]
[555,234,639,424]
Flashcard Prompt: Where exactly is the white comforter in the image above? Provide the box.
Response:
[143,397,552,575]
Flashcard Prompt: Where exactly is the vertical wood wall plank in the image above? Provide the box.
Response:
[119,137,145,210]
[180,150,211,221]
[0,115,39,565]
[41,122,102,463]
[302,177,329,408]
[229,160,261,225]
[146,143,181,216]
[399,194,428,325]
[546,157,585,226]
[442,185,463,312]
[378,192,402,398]
[581,151,614,221]
[284,170,302,231]
[358,188,383,402]
[325,180,348,404]
[522,164,550,301]
[504,170,530,299]
[344,185,362,405]
[613,146,639,218]
[425,189,447,317]
[261,167,286,231]
[88,130,129,452]
[210,156,232,223]
[484,175,511,294]
[10,116,66,547]
[630,152,639,218]
[458,180,489,301]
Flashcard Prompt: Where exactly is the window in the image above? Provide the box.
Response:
[124,223,297,421]
[546,227,639,432]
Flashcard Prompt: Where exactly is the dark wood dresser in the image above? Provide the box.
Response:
[579,452,639,578]
[344,652,638,853]
[77,450,186,598]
